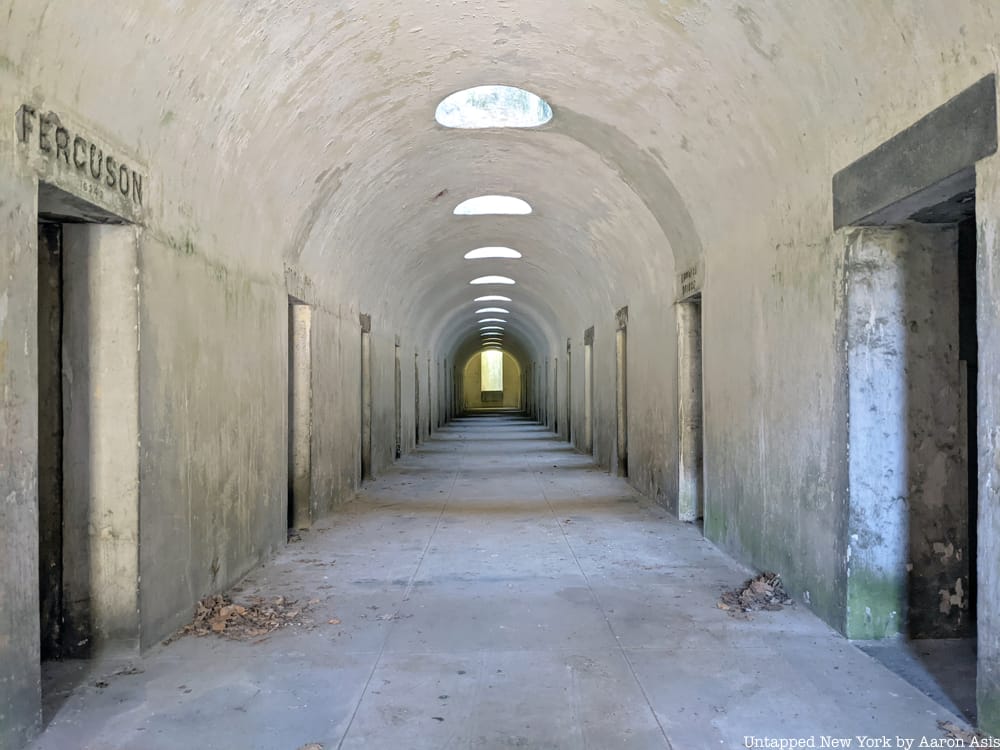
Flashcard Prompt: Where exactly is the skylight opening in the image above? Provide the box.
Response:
[454,196,533,216]
[475,307,510,315]
[478,318,507,324]
[481,326,505,332]
[435,85,553,129]
[475,295,512,303]
[470,276,516,285]
[464,247,523,260]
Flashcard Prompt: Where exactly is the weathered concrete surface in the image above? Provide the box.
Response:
[976,153,1000,736]
[288,301,313,530]
[61,223,141,655]
[135,242,288,651]
[833,74,997,228]
[2,1,1000,745]
[676,299,702,522]
[27,417,971,749]
[845,226,970,640]
[0,169,43,750]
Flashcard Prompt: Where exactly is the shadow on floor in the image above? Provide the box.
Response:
[858,638,976,724]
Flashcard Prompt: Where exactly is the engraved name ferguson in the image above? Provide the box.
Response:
[16,104,144,207]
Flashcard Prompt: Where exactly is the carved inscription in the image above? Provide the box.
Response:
[16,104,144,208]
[679,266,701,298]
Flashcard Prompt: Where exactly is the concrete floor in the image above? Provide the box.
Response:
[859,638,977,725]
[31,415,973,750]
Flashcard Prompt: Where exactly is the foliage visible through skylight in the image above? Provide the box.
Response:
[454,196,533,215]
[436,85,553,129]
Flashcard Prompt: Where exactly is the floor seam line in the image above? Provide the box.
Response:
[335,428,464,750]
[530,442,675,750]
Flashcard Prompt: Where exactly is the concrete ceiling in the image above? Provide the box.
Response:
[5,0,994,364]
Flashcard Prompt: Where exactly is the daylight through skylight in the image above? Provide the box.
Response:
[470,276,516,285]
[454,196,533,215]
[475,295,512,303]
[464,247,523,260]
[435,85,553,129]
[475,307,509,315]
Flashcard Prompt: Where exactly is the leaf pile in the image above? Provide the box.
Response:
[718,572,793,616]
[937,720,984,743]
[182,594,312,640]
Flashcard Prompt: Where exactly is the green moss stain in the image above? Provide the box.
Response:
[845,568,904,639]
[978,678,1000,738]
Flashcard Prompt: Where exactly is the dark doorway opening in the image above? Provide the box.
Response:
[37,221,64,663]
[850,188,978,725]
[36,183,139,723]
[394,343,402,459]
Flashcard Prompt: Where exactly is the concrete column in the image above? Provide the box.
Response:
[615,307,628,477]
[543,358,549,427]
[61,223,140,655]
[566,340,572,443]
[584,328,594,454]
[677,300,703,522]
[288,301,312,529]
[360,321,372,480]
[553,357,559,434]
[976,154,1000,734]
[844,226,966,640]
[414,353,420,445]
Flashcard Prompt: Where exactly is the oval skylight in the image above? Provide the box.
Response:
[464,247,523,260]
[470,276,516,285]
[481,326,505,332]
[475,295,512,303]
[476,307,509,315]
[479,318,507,324]
[435,85,553,129]
[454,196,533,216]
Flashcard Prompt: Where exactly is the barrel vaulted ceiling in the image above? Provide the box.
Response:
[3,1,993,362]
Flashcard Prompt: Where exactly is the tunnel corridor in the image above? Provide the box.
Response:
[29,415,968,749]
[4,3,1000,747]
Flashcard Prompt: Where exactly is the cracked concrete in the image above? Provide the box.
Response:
[30,415,968,749]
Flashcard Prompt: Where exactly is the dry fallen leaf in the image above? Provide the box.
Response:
[938,719,983,743]
[328,618,341,625]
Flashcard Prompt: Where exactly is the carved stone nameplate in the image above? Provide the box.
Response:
[677,262,703,301]
[16,104,146,223]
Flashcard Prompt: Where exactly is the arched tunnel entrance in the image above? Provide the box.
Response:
[460,350,522,412]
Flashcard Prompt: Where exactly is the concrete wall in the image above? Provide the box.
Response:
[5,1,1000,744]
[0,170,44,750]
[976,153,1000,736]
